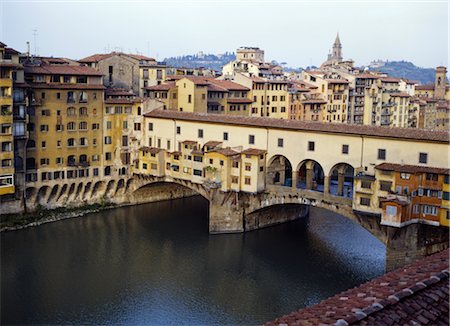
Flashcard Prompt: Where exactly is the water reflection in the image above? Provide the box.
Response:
[1,196,385,325]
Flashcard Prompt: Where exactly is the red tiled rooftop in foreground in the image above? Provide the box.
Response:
[267,249,449,326]
[144,110,450,143]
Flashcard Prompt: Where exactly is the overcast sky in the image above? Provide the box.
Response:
[1,0,448,69]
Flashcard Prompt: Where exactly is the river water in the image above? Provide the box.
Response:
[1,196,385,325]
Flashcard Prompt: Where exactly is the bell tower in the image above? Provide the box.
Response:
[332,33,343,62]
[434,66,447,100]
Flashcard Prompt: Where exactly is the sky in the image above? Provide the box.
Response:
[1,0,448,69]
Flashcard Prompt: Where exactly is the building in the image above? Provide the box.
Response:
[79,52,165,97]
[23,58,106,192]
[353,163,450,228]
[144,76,252,115]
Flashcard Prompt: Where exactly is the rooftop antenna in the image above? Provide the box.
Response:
[26,41,30,58]
[32,29,38,56]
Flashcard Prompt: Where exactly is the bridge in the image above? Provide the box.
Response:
[15,109,450,270]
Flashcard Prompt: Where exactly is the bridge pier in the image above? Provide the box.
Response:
[209,191,244,233]
[385,223,449,272]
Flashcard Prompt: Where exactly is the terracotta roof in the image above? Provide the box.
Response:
[210,80,249,91]
[191,149,203,155]
[181,140,198,145]
[79,52,155,63]
[140,147,163,154]
[227,98,253,104]
[0,41,6,47]
[326,78,350,84]
[27,83,105,90]
[144,110,450,143]
[376,163,450,175]
[24,64,103,76]
[267,249,449,325]
[210,147,240,157]
[5,47,20,55]
[416,84,435,91]
[168,151,181,156]
[241,148,266,155]
[355,73,379,79]
[145,82,175,91]
[380,77,401,83]
[390,92,411,98]
[203,141,222,148]
[301,99,327,104]
[380,195,409,206]
[104,99,137,104]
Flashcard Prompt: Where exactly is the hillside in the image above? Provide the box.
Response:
[164,52,236,72]
[368,60,436,85]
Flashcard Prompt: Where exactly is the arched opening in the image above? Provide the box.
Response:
[26,158,36,170]
[137,106,142,115]
[47,185,59,203]
[104,166,111,176]
[14,156,23,171]
[296,160,325,192]
[36,186,49,204]
[56,184,68,202]
[267,155,293,187]
[83,182,92,200]
[329,163,355,198]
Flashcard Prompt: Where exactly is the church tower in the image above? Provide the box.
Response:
[332,33,343,61]
[434,66,447,100]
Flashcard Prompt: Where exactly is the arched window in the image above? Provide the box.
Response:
[67,155,76,166]
[79,154,87,163]
[26,157,36,169]
[437,77,442,86]
[67,122,76,130]
[79,121,87,130]
[137,106,142,115]
[26,140,36,148]
[79,107,88,116]
[79,137,87,146]
[67,107,76,116]
[104,166,111,176]
[67,138,76,147]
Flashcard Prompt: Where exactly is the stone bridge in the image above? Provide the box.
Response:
[19,173,449,271]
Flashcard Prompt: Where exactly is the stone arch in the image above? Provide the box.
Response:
[296,159,325,192]
[56,184,68,202]
[47,184,59,204]
[25,187,36,200]
[267,155,293,187]
[91,180,105,199]
[67,183,76,201]
[35,185,50,205]
[125,178,134,192]
[115,178,125,195]
[328,163,355,198]
[74,183,84,200]
[82,182,92,200]
[105,179,116,197]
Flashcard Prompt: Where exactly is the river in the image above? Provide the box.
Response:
[1,196,385,325]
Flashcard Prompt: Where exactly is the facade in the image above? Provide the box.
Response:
[23,59,106,192]
[79,52,164,97]
[353,163,449,227]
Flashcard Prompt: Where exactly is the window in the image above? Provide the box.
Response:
[379,181,392,192]
[249,135,255,145]
[105,152,112,160]
[79,107,88,116]
[40,125,49,132]
[167,140,171,150]
[188,94,192,103]
[67,138,75,147]
[148,123,153,131]
[223,132,228,141]
[422,205,438,216]
[413,204,419,214]
[134,123,141,131]
[232,161,239,168]
[104,136,112,145]
[193,156,203,162]
[92,123,99,130]
[142,163,147,170]
[198,129,203,138]
[342,144,349,154]
[220,160,224,166]
[443,192,450,201]
[277,138,284,147]
[79,138,87,146]
[123,121,128,129]
[245,163,251,171]
[79,122,87,130]
[360,197,370,206]
[232,176,239,184]
[193,169,202,176]
[426,173,438,181]
[176,126,181,134]
[308,141,315,151]
[361,181,372,189]
[67,122,76,131]
[56,124,64,132]
[378,149,386,160]
[209,159,213,164]
[122,136,128,147]
[245,177,251,185]
[419,152,428,164]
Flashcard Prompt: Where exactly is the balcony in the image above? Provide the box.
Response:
[67,98,76,104]
[30,98,44,106]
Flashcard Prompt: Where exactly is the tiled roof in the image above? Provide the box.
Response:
[416,84,435,91]
[144,110,450,143]
[211,80,249,91]
[326,78,350,84]
[24,64,103,76]
[301,99,327,104]
[380,77,401,83]
[210,147,240,157]
[355,73,379,79]
[79,52,155,63]
[390,92,411,98]
[28,83,105,90]
[140,146,163,154]
[181,140,198,145]
[203,141,223,148]
[267,249,449,325]
[104,98,138,104]
[145,82,175,91]
[241,148,266,155]
[227,98,253,104]
[375,163,450,175]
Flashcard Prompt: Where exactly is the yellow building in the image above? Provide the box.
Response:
[24,60,105,187]
[441,174,450,226]
[0,42,16,196]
